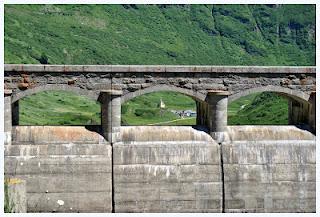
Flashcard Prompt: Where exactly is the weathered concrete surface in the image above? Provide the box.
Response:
[227,125,315,141]
[223,126,316,213]
[113,126,222,212]
[4,95,12,145]
[99,90,122,143]
[5,178,27,213]
[4,126,112,213]
[4,125,316,213]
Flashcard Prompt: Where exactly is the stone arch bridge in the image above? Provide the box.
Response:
[4,64,316,141]
[3,64,316,213]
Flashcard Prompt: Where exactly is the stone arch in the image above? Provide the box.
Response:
[121,84,207,104]
[228,85,311,104]
[11,84,99,104]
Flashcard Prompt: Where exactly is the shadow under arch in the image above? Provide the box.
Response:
[11,84,99,104]
[228,85,311,105]
[121,84,207,104]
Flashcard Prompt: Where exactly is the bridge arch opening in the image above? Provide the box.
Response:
[121,90,200,126]
[11,90,101,126]
[228,86,315,131]
[11,84,99,104]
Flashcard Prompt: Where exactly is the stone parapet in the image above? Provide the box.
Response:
[4,64,316,74]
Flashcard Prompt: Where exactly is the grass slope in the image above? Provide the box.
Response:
[5,4,315,65]
[228,92,288,125]
[19,91,101,125]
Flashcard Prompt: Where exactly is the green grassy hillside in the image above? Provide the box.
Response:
[19,91,101,125]
[228,92,288,125]
[5,4,315,65]
[5,4,314,126]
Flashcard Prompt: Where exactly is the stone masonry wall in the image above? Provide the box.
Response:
[4,65,315,104]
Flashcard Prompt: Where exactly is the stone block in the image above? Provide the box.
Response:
[5,156,112,174]
[300,143,316,163]
[271,164,300,181]
[159,200,196,212]
[265,143,301,164]
[44,65,65,72]
[83,65,112,72]
[129,65,165,73]
[27,191,112,212]
[194,182,222,199]
[111,65,130,72]
[113,145,150,165]
[195,199,221,210]
[222,142,268,165]
[159,183,195,201]
[5,143,111,157]
[180,165,221,182]
[114,182,160,202]
[18,172,111,193]
[224,164,272,183]
[225,199,245,209]
[115,200,161,212]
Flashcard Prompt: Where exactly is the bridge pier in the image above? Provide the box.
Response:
[12,101,19,125]
[288,91,316,134]
[4,90,12,145]
[205,91,229,143]
[308,92,316,134]
[196,101,208,126]
[99,90,122,143]
[288,100,308,125]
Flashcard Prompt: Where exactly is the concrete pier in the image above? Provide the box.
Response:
[99,90,122,143]
[206,91,229,143]
[4,90,12,145]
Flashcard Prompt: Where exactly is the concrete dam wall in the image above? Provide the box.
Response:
[4,125,315,212]
[223,126,315,212]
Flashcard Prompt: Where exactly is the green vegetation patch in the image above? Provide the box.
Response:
[228,92,288,125]
[121,91,196,125]
[19,90,101,125]
[5,4,315,65]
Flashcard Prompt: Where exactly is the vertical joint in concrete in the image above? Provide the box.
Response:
[206,91,229,143]
[99,90,123,143]
[4,89,13,145]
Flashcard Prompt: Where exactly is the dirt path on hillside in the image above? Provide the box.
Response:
[147,117,195,126]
